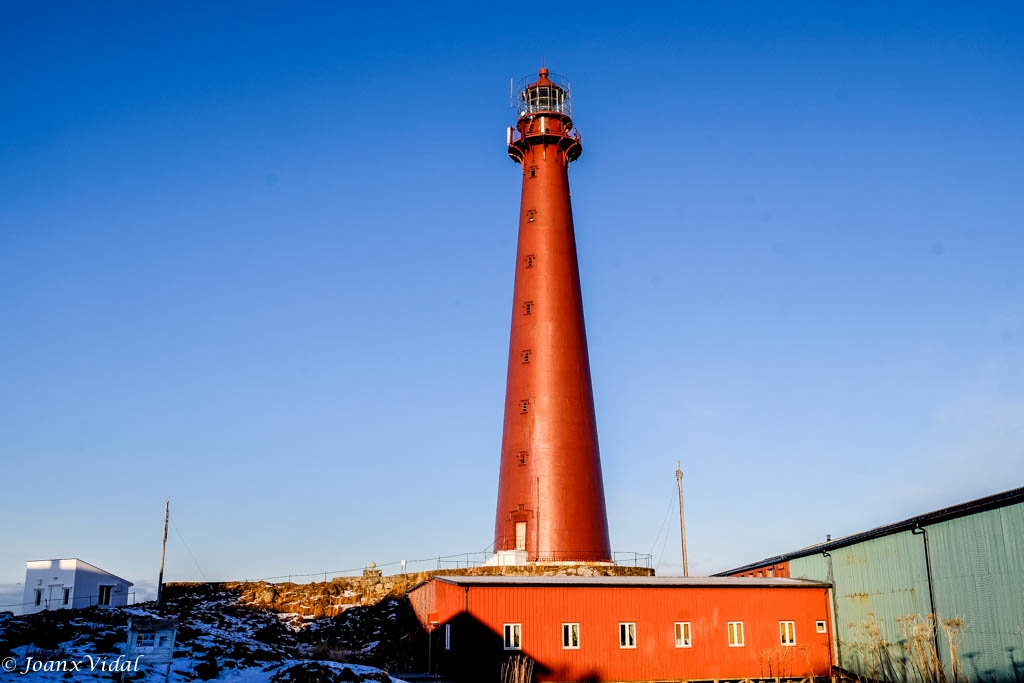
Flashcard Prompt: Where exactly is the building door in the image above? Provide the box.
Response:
[47,585,63,610]
[515,522,526,551]
[98,585,112,606]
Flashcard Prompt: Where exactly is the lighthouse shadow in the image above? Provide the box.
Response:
[436,612,551,683]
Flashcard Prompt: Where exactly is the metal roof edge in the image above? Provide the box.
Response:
[713,484,1024,576]
[425,576,829,588]
[73,558,134,586]
[25,558,134,586]
[406,579,432,593]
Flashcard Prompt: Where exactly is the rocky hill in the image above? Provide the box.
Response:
[230,563,654,618]
[0,565,653,682]
[0,583,419,682]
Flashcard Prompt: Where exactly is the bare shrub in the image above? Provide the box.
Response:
[501,654,535,683]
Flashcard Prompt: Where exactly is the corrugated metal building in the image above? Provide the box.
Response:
[408,576,833,682]
[717,486,1024,683]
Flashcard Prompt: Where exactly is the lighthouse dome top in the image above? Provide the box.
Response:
[515,68,573,118]
[529,67,559,89]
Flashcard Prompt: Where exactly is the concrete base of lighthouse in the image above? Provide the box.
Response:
[483,550,615,568]
[483,550,529,567]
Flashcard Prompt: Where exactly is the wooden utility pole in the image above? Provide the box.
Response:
[676,462,689,577]
[157,500,169,607]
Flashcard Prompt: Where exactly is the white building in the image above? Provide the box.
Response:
[22,559,133,614]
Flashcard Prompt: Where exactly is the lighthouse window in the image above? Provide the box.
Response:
[524,301,533,315]
[517,451,527,464]
[525,255,534,268]
[529,167,537,178]
[525,86,565,114]
[522,350,531,363]
[520,400,529,414]
[527,209,536,222]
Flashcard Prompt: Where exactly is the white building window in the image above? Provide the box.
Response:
[675,621,692,647]
[562,623,580,649]
[728,621,744,647]
[816,620,828,634]
[34,590,42,606]
[504,623,521,650]
[780,621,796,646]
[137,632,156,647]
[619,622,636,649]
[444,624,451,651]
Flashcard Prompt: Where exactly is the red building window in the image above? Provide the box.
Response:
[619,622,636,649]
[728,621,744,647]
[780,621,796,646]
[504,623,521,650]
[674,622,691,647]
[562,623,580,649]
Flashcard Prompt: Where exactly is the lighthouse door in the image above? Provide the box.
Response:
[515,522,527,551]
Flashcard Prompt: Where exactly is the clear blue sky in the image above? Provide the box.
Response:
[2,2,1022,601]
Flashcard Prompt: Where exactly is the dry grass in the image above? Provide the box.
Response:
[501,654,535,683]
[847,612,967,683]
[758,645,797,678]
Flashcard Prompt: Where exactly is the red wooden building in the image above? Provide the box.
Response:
[408,576,834,683]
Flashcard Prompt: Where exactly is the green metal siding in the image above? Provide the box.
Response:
[928,504,1024,682]
[788,500,1024,682]
[791,531,931,678]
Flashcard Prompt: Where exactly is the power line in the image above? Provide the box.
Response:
[170,515,208,581]
[648,487,678,558]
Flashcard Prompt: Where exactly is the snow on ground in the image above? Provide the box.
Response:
[0,584,410,682]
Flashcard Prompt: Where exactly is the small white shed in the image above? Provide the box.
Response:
[22,558,133,614]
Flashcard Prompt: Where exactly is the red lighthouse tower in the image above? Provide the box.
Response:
[492,68,612,564]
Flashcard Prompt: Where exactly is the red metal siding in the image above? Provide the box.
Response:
[731,561,791,578]
[411,582,832,682]
[494,68,612,563]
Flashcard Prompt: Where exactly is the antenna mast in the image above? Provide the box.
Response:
[157,500,169,607]
[676,462,689,576]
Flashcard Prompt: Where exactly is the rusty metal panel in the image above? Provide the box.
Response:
[790,531,931,677]
[928,502,1024,681]
[788,500,1024,681]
